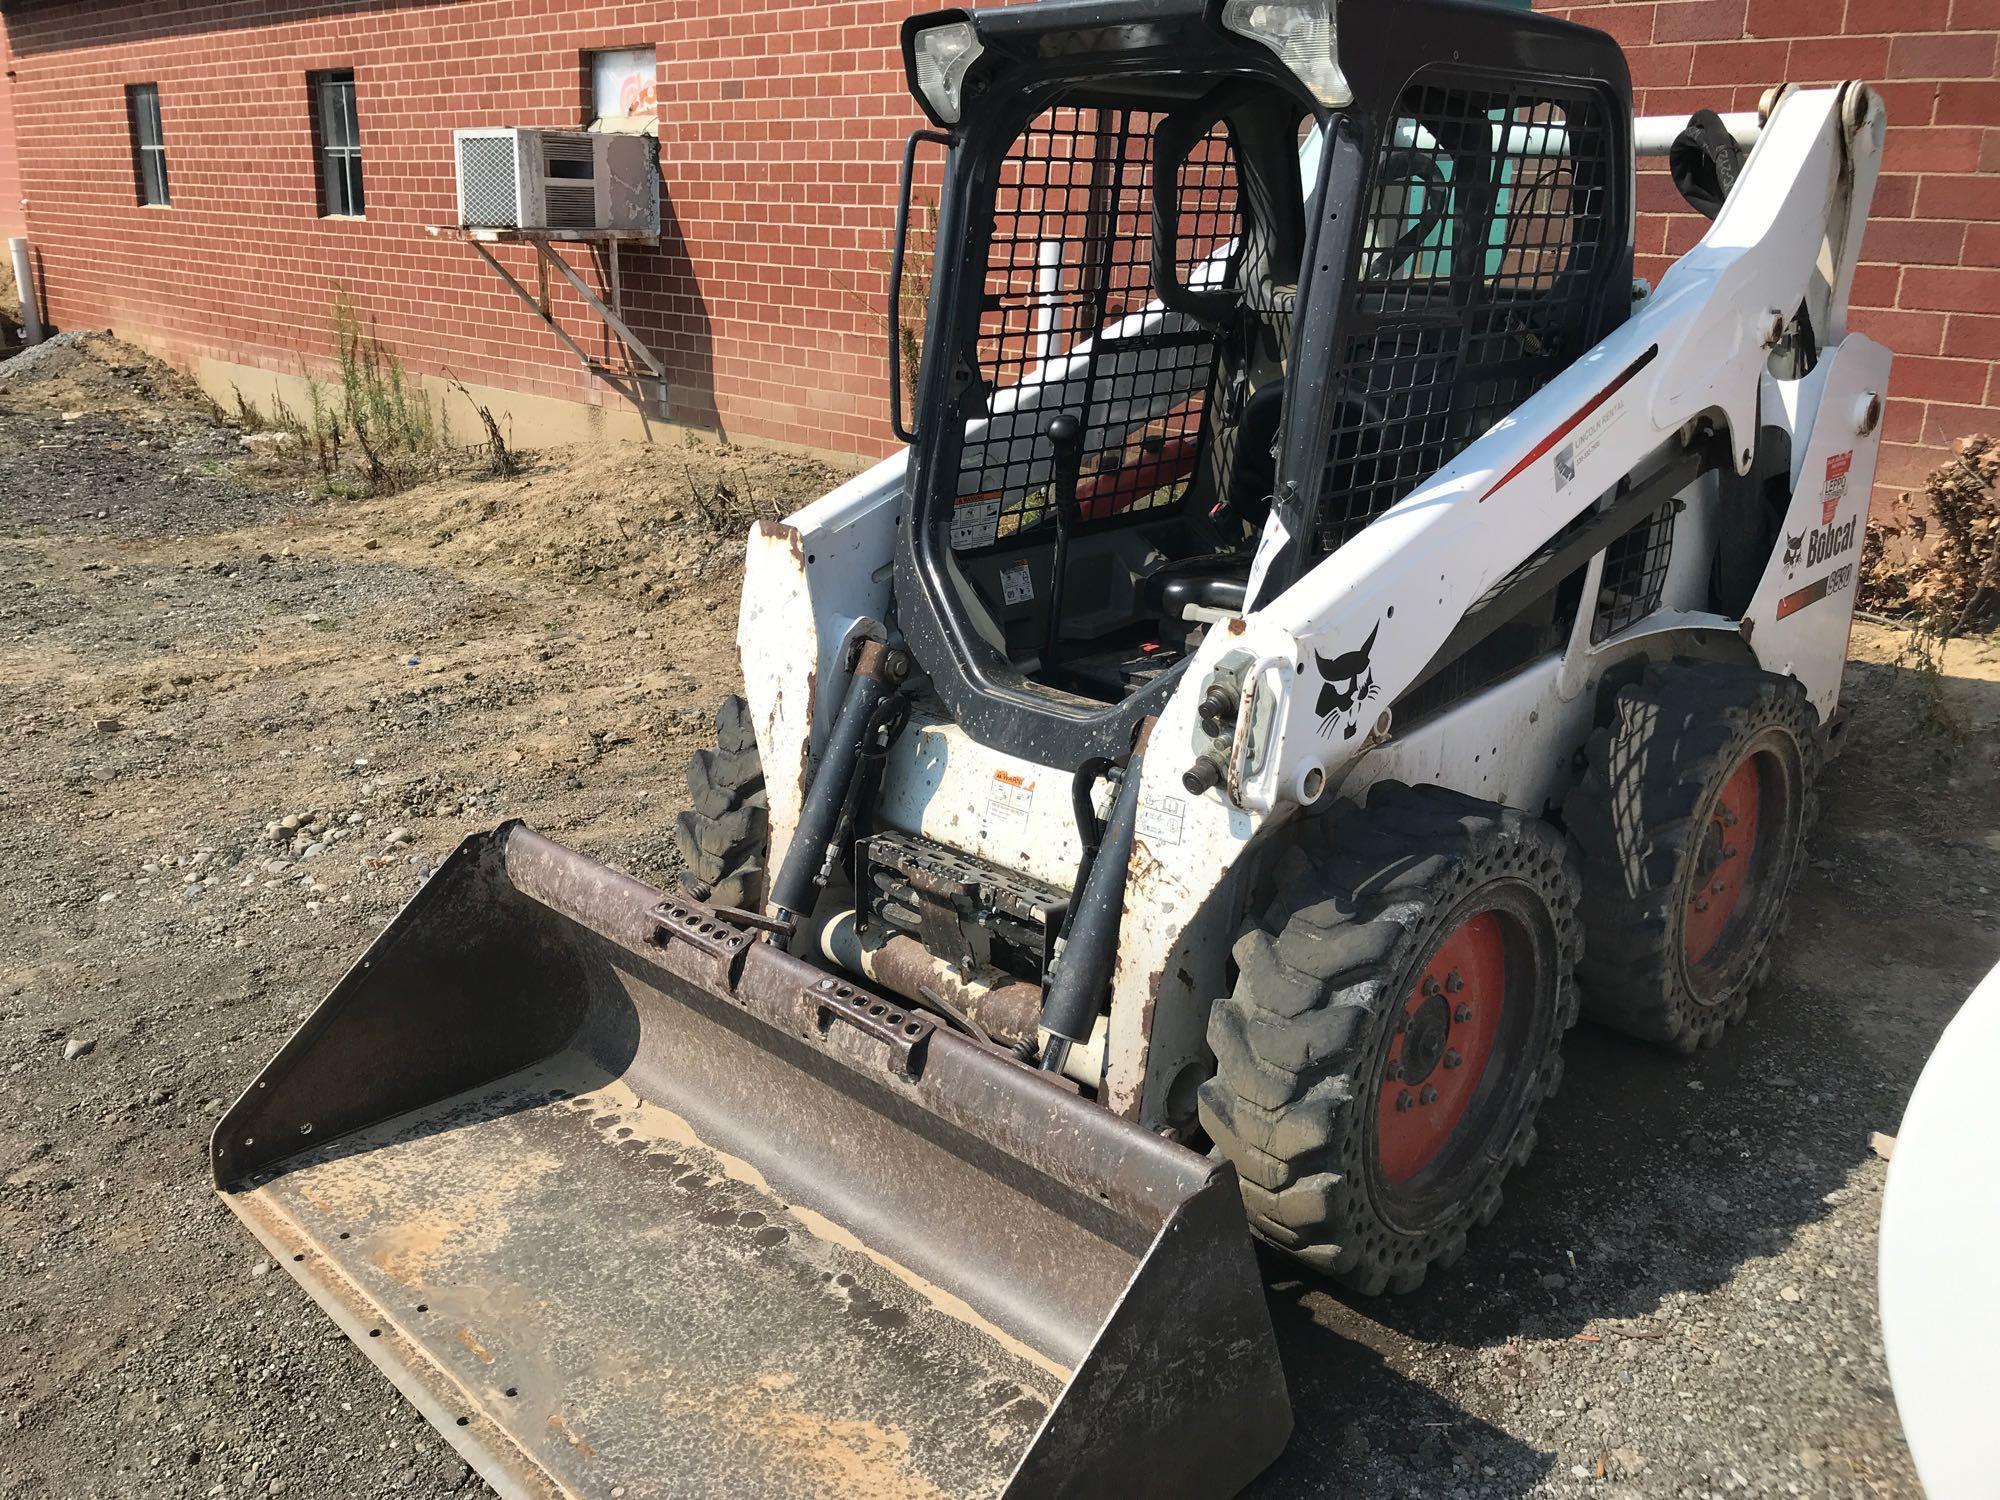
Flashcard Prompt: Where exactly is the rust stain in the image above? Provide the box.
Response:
[1227,617,1247,635]
[457,1326,495,1365]
[700,1381,950,1500]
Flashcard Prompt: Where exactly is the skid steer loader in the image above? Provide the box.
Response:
[213,0,1891,1494]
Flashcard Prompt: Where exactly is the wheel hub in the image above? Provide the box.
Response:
[1376,910,1512,1188]
[1398,992,1451,1084]
[1683,753,1764,969]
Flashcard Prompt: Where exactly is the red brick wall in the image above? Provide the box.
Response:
[1540,0,2000,503]
[2,0,927,458]
[0,26,24,239]
[5,0,1995,485]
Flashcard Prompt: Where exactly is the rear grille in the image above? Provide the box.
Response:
[1592,501,1676,640]
[457,136,519,227]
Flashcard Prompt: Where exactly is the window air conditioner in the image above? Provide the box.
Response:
[453,128,659,233]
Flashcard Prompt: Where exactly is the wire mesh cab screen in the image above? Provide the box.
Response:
[1317,77,1615,553]
[945,103,1243,556]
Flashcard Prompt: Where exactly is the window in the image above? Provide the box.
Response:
[311,69,363,217]
[127,84,169,207]
[587,47,656,127]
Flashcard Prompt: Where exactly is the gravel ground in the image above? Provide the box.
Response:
[1,340,1995,1499]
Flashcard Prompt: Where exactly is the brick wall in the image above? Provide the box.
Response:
[4,0,1995,485]
[1539,0,2000,505]
[0,26,23,239]
[3,0,928,459]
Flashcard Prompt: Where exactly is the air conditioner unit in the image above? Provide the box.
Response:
[453,128,659,233]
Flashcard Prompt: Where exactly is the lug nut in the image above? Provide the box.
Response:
[1422,976,1443,999]
[1453,1003,1473,1024]
[1719,807,1739,828]
[1385,1061,1403,1081]
[1420,1086,1439,1105]
[1442,1049,1462,1069]
[1691,894,1710,912]
[1721,844,1738,860]
[1396,1090,1415,1112]
[1445,970,1465,993]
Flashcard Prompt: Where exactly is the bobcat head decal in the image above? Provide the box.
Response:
[1783,531,1804,570]
[1315,620,1381,741]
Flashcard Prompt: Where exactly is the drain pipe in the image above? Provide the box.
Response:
[8,239,44,346]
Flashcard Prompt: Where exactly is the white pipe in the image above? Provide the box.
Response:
[8,237,43,346]
[1032,238,1060,365]
[1634,110,1762,158]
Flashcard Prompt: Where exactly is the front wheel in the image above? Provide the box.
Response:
[1200,783,1583,1295]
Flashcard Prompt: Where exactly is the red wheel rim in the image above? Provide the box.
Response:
[1683,755,1764,967]
[1377,911,1509,1187]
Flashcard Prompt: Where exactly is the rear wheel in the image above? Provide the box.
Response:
[1564,663,1820,1052]
[1200,784,1582,1295]
[673,695,768,910]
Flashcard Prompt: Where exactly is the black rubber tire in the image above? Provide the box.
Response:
[1199,783,1583,1296]
[673,695,768,911]
[1563,661,1821,1053]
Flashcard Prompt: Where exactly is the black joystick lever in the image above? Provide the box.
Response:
[1040,413,1082,669]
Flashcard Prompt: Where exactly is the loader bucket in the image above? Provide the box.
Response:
[213,822,1291,1500]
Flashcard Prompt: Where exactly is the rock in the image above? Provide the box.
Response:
[63,1038,96,1061]
[279,814,302,832]
[1612,1447,1644,1474]
[92,716,123,735]
[383,826,413,847]
[1540,1273,1567,1291]
[1869,1131,1896,1161]
[1778,1285,1803,1303]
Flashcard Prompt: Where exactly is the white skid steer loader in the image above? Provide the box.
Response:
[213,1,1890,1495]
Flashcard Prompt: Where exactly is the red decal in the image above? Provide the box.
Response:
[1825,451,1852,482]
[1776,575,1832,620]
[1477,346,1659,504]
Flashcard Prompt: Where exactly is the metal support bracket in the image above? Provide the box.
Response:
[428,225,668,420]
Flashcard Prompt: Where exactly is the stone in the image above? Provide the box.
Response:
[63,1037,95,1061]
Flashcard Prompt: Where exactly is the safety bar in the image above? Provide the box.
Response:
[1392,110,1763,161]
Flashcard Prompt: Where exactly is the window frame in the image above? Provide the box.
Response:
[309,68,364,219]
[126,83,170,208]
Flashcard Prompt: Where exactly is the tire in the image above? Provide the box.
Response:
[673,694,768,911]
[1564,661,1821,1053]
[1199,783,1583,1296]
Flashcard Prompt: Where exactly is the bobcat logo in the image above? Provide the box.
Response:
[1783,531,1804,571]
[1315,620,1381,741]
[1554,443,1577,492]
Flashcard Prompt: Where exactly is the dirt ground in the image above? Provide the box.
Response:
[1,338,1995,1500]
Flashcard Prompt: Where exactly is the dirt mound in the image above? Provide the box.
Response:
[0,329,221,420]
[340,433,865,605]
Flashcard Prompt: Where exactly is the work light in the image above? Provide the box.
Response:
[909,16,984,126]
[1219,0,1352,108]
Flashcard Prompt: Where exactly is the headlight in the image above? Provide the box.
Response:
[908,17,984,126]
[1219,0,1352,109]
